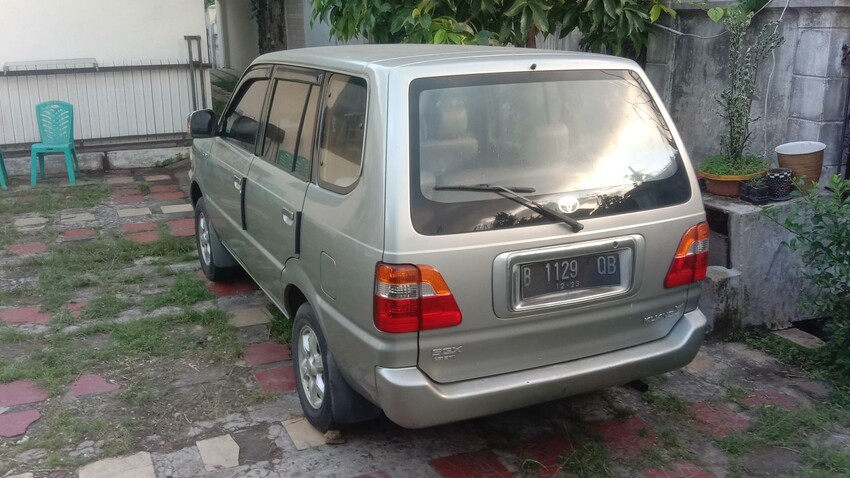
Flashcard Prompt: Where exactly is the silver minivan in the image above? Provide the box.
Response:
[188,45,708,431]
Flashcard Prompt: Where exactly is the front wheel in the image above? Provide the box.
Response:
[194,197,236,281]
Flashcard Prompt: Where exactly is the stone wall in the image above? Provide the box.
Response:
[645,0,850,182]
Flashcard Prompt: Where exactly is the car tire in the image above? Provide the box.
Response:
[194,197,237,282]
[292,303,338,431]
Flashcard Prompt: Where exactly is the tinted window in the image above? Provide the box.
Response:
[263,80,316,181]
[317,74,367,192]
[221,79,269,151]
[409,70,690,235]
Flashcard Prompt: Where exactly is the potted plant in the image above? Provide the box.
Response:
[698,5,784,197]
[740,177,769,205]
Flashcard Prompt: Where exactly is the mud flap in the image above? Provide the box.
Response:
[327,351,381,425]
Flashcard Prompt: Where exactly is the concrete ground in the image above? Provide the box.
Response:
[1,166,848,478]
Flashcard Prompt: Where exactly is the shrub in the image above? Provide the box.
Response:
[778,175,850,373]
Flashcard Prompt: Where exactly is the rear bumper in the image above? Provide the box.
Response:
[375,309,706,428]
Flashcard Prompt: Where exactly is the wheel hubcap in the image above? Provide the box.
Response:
[298,326,325,409]
[198,211,212,266]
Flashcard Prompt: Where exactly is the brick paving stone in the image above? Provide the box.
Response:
[0,306,51,325]
[117,207,152,218]
[61,228,97,241]
[594,416,656,458]
[689,403,750,438]
[282,417,328,450]
[78,451,155,478]
[161,204,194,214]
[114,195,144,205]
[154,192,187,201]
[71,374,121,396]
[0,410,41,438]
[13,216,48,227]
[743,390,799,410]
[772,328,825,349]
[430,450,512,478]
[230,307,272,327]
[5,472,34,478]
[171,229,195,237]
[644,462,716,478]
[245,343,292,366]
[60,212,96,224]
[9,242,47,255]
[105,176,136,185]
[207,281,257,297]
[121,222,158,233]
[353,472,391,478]
[254,365,296,393]
[67,300,89,318]
[169,218,195,230]
[196,434,240,471]
[127,232,160,244]
[0,380,48,407]
[143,174,172,182]
[520,434,577,478]
[150,184,180,193]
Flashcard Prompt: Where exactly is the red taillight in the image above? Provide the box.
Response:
[374,263,462,333]
[664,222,710,288]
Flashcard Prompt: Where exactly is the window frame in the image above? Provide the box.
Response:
[217,65,273,156]
[314,72,369,195]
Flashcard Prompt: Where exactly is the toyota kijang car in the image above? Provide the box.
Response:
[188,45,708,431]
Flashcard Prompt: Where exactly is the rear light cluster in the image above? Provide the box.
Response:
[374,263,462,333]
[664,222,709,288]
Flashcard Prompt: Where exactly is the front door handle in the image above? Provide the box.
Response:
[282,207,295,226]
[233,176,242,192]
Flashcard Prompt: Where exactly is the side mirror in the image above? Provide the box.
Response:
[188,109,217,138]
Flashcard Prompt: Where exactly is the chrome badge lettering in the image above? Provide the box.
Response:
[642,303,684,324]
[432,346,462,361]
[557,196,580,214]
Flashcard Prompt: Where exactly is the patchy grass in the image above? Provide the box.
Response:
[642,392,688,414]
[81,296,134,321]
[717,393,850,476]
[0,184,110,215]
[0,309,241,393]
[0,221,19,248]
[143,272,213,310]
[29,235,196,311]
[269,305,293,344]
[559,441,619,478]
[0,327,31,344]
[136,182,151,195]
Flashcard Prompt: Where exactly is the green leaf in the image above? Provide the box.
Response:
[650,3,661,22]
[660,4,677,18]
[707,7,725,22]
[476,30,492,45]
[528,2,549,33]
[505,0,527,17]
[433,28,447,43]
[420,12,432,30]
[602,0,621,18]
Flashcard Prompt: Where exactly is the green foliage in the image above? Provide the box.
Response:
[699,154,767,176]
[308,0,674,55]
[778,176,850,374]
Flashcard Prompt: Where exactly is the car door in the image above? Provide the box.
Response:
[205,67,271,259]
[242,67,321,293]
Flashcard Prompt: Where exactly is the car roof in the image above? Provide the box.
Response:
[252,44,637,74]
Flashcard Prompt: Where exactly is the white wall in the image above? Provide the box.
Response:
[217,0,259,71]
[0,0,208,65]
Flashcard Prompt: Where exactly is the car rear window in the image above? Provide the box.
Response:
[409,70,691,235]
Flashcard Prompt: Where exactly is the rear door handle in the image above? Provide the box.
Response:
[233,176,242,191]
[282,207,295,226]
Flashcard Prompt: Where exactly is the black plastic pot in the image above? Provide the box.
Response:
[741,182,770,205]
[767,168,793,201]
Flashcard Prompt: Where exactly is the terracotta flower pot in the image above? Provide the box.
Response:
[699,170,766,197]
[775,141,825,188]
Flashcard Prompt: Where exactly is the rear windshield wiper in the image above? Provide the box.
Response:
[433,184,584,233]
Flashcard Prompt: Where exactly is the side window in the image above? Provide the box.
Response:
[317,74,367,192]
[263,80,313,180]
[220,79,269,151]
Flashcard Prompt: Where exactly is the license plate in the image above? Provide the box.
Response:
[520,253,621,300]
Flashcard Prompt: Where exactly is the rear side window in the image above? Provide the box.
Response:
[409,70,691,235]
[262,80,318,182]
[220,79,269,151]
[317,74,367,193]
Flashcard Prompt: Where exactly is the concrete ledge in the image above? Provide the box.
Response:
[699,266,742,335]
[1,146,189,178]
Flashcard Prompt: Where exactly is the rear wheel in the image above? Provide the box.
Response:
[194,197,236,281]
[292,303,337,431]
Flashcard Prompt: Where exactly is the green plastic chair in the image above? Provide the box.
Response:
[31,100,80,186]
[0,149,8,191]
